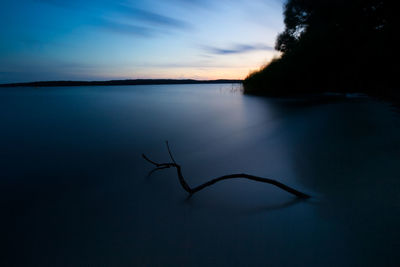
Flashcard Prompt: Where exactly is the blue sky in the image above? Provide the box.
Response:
[0,0,284,83]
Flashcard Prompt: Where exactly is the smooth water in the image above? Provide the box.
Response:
[1,84,399,266]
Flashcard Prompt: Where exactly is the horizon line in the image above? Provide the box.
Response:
[0,78,243,88]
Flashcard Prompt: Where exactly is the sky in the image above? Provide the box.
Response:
[0,0,284,83]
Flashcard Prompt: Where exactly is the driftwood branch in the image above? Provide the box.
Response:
[143,142,310,199]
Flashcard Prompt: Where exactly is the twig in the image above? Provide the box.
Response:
[142,142,310,199]
[166,141,177,165]
[147,166,170,178]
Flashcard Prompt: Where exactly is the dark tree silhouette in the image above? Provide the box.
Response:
[244,0,398,97]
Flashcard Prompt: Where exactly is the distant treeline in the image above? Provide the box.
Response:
[244,0,397,97]
[0,79,242,88]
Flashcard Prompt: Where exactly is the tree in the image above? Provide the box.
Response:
[244,0,398,95]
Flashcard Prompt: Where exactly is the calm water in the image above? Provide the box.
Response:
[1,84,399,266]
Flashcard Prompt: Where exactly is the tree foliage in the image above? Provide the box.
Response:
[244,0,397,95]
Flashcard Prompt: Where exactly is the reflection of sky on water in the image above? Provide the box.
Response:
[277,98,400,265]
[1,85,399,266]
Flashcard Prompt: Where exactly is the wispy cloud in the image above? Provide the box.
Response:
[37,0,191,35]
[204,43,274,55]
[97,18,155,37]
[118,6,191,30]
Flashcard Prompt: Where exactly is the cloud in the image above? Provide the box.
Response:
[204,43,274,55]
[94,4,192,38]
[98,19,155,37]
[36,0,191,32]
[173,0,215,9]
[118,6,191,30]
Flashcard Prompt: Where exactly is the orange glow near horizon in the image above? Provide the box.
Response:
[97,50,280,81]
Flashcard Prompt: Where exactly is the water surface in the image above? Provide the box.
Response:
[1,84,399,266]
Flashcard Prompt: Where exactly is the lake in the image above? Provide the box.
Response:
[1,84,399,266]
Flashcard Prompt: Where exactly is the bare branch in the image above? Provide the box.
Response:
[143,143,310,199]
[166,141,177,165]
[147,166,171,178]
[142,154,159,166]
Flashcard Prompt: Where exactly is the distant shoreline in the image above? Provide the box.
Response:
[0,79,243,88]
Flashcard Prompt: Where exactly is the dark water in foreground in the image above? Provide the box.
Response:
[1,84,399,266]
